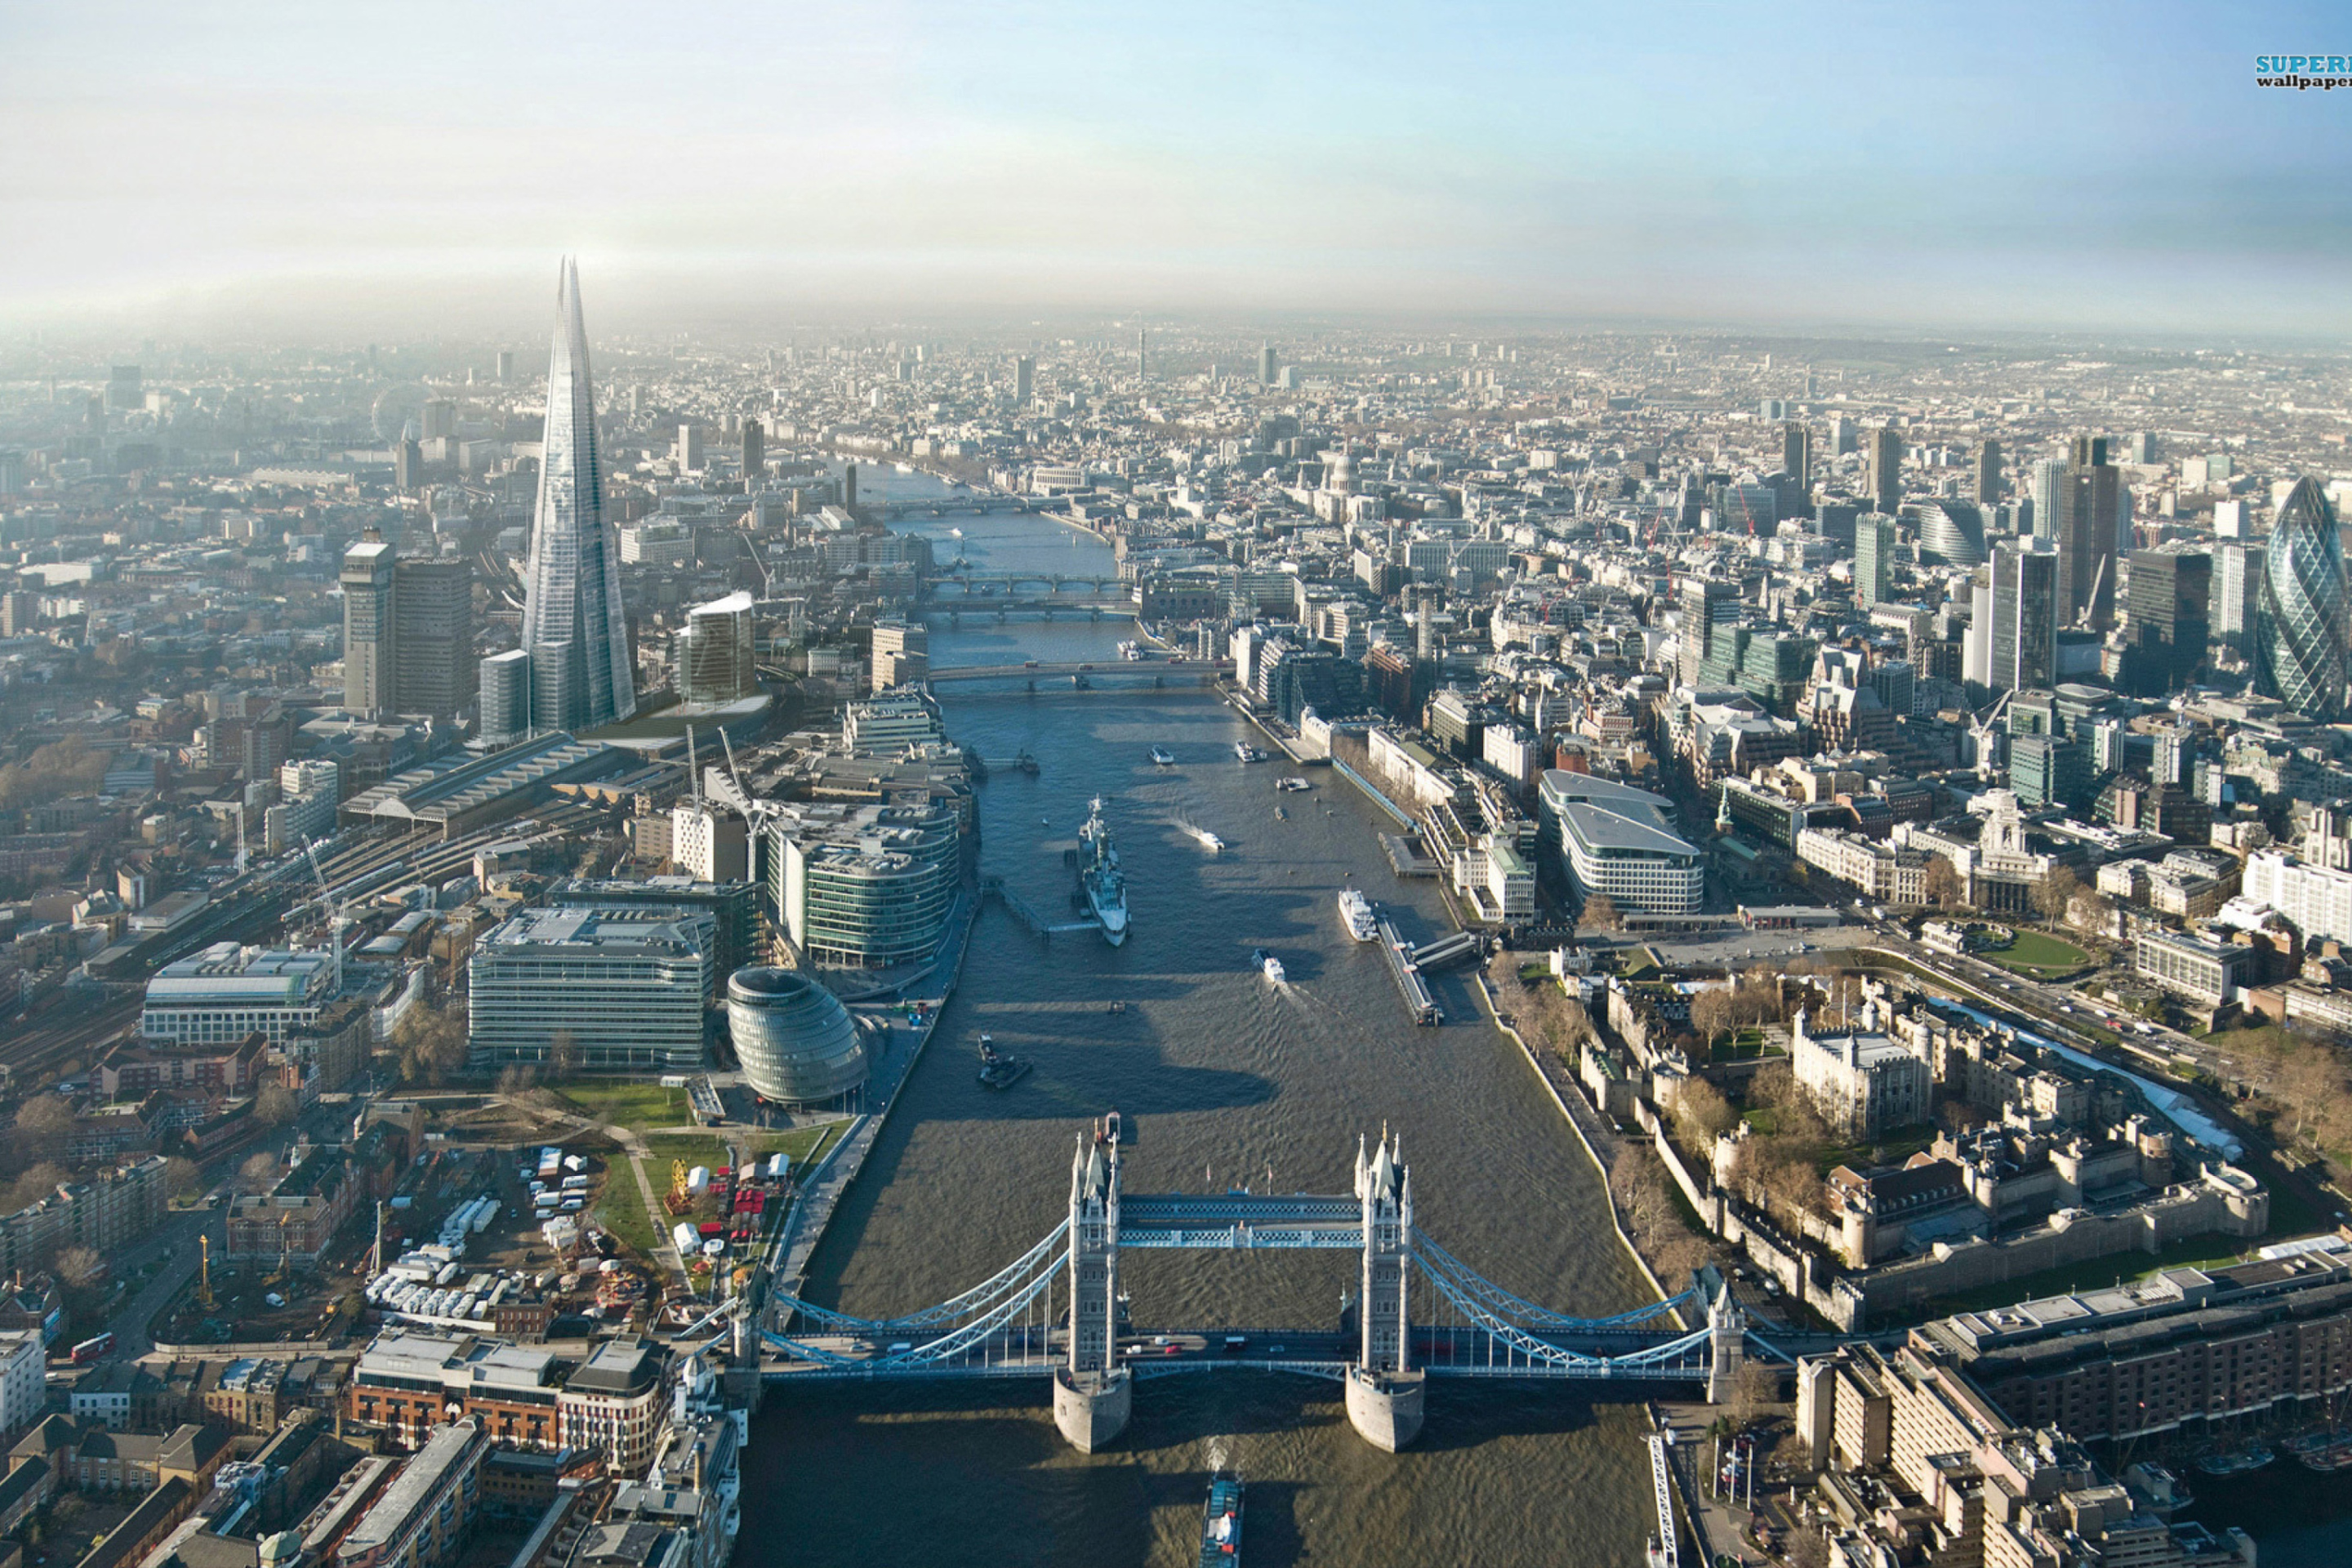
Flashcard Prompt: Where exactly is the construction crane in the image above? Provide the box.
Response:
[715,728,783,838]
[301,836,350,998]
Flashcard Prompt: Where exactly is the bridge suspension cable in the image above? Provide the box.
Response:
[1416,1261,1717,1376]
[1411,1233,1699,1331]
[764,1248,1066,1373]
[768,1218,1070,1334]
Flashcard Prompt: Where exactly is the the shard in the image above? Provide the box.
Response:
[2253,475,2348,723]
[517,258,635,732]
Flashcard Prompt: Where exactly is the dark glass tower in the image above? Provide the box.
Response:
[2254,477,2348,721]
[519,258,635,733]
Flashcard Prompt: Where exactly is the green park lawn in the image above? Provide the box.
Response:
[555,1080,689,1129]
[593,1156,661,1259]
[1983,929,2093,978]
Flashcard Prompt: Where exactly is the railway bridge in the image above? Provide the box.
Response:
[758,1131,1791,1452]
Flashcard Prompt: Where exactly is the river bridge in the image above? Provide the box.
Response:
[920,570,1130,610]
[927,658,1231,685]
[756,1131,1797,1451]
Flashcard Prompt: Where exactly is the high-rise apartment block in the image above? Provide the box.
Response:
[516,260,636,733]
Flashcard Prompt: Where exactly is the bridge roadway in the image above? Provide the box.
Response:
[925,659,1231,684]
[760,1325,1728,1383]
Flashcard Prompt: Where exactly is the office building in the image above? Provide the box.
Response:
[675,424,704,473]
[342,540,399,718]
[106,364,142,411]
[1677,578,1740,687]
[1013,355,1034,403]
[1258,342,1278,385]
[669,805,748,884]
[265,758,340,854]
[392,558,475,719]
[1537,773,1704,915]
[2051,436,2124,630]
[2212,541,2263,650]
[1912,499,1987,569]
[1864,426,1903,514]
[336,1417,490,1568]
[2252,476,2348,723]
[141,943,336,1045]
[1973,438,2002,503]
[675,591,757,704]
[1854,513,1895,606]
[1780,421,1810,492]
[764,800,960,969]
[2121,548,2210,697]
[518,259,637,734]
[394,438,424,494]
[421,399,457,439]
[1828,413,1856,455]
[1987,538,2058,695]
[741,416,764,478]
[726,967,868,1104]
[479,649,531,744]
[870,618,928,693]
[467,906,712,1071]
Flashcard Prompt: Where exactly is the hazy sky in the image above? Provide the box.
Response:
[3,0,2347,336]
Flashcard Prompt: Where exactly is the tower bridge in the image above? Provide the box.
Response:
[758,1130,1779,1453]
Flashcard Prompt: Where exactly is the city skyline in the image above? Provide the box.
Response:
[2,1,2348,336]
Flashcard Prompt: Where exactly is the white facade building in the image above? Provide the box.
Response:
[2242,850,2352,946]
[141,943,335,1045]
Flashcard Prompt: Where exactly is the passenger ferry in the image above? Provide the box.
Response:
[1251,948,1285,984]
[1151,746,1177,766]
[1275,777,1311,791]
[1338,889,1379,942]
[1233,742,1267,763]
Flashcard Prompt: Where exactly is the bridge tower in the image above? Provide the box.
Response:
[1344,1134,1426,1450]
[1704,1277,1747,1406]
[1053,1129,1131,1451]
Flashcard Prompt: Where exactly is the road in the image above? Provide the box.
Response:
[105,1204,225,1356]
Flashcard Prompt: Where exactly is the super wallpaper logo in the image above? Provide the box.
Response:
[2254,54,2352,87]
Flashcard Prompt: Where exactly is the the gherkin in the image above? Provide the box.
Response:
[518,258,636,732]
[2253,476,2348,722]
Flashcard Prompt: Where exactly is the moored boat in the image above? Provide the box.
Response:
[1338,888,1378,942]
[977,1034,1030,1089]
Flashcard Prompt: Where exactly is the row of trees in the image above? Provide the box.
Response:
[394,1004,582,1087]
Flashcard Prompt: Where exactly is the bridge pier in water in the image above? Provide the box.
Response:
[759,1129,1773,1454]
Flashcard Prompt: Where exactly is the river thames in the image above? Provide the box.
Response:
[735,473,1659,1566]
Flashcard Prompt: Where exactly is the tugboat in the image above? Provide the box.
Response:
[1196,1472,1243,1566]
[1013,749,1040,776]
[977,1034,1031,1089]
[1251,949,1285,984]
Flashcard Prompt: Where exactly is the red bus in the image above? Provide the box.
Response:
[69,1333,114,1364]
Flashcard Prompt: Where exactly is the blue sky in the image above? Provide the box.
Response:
[2,0,2345,332]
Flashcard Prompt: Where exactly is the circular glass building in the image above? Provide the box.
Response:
[726,967,867,1104]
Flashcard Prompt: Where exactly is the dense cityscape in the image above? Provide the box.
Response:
[6,3,2352,1566]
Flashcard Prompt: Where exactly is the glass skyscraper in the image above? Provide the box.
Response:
[517,259,635,733]
[2253,477,2349,722]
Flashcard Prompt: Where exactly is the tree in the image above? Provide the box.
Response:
[7,1160,69,1211]
[1580,893,1624,932]
[549,1029,583,1083]
[2030,866,2081,926]
[1690,988,1737,1058]
[239,1151,283,1195]
[13,1094,75,1152]
[254,1083,297,1127]
[1922,855,1963,910]
[394,1003,470,1087]
[54,1246,105,1293]
[163,1156,205,1204]
[1674,1076,1741,1143]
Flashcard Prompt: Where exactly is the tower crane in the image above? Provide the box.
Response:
[301,836,351,998]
